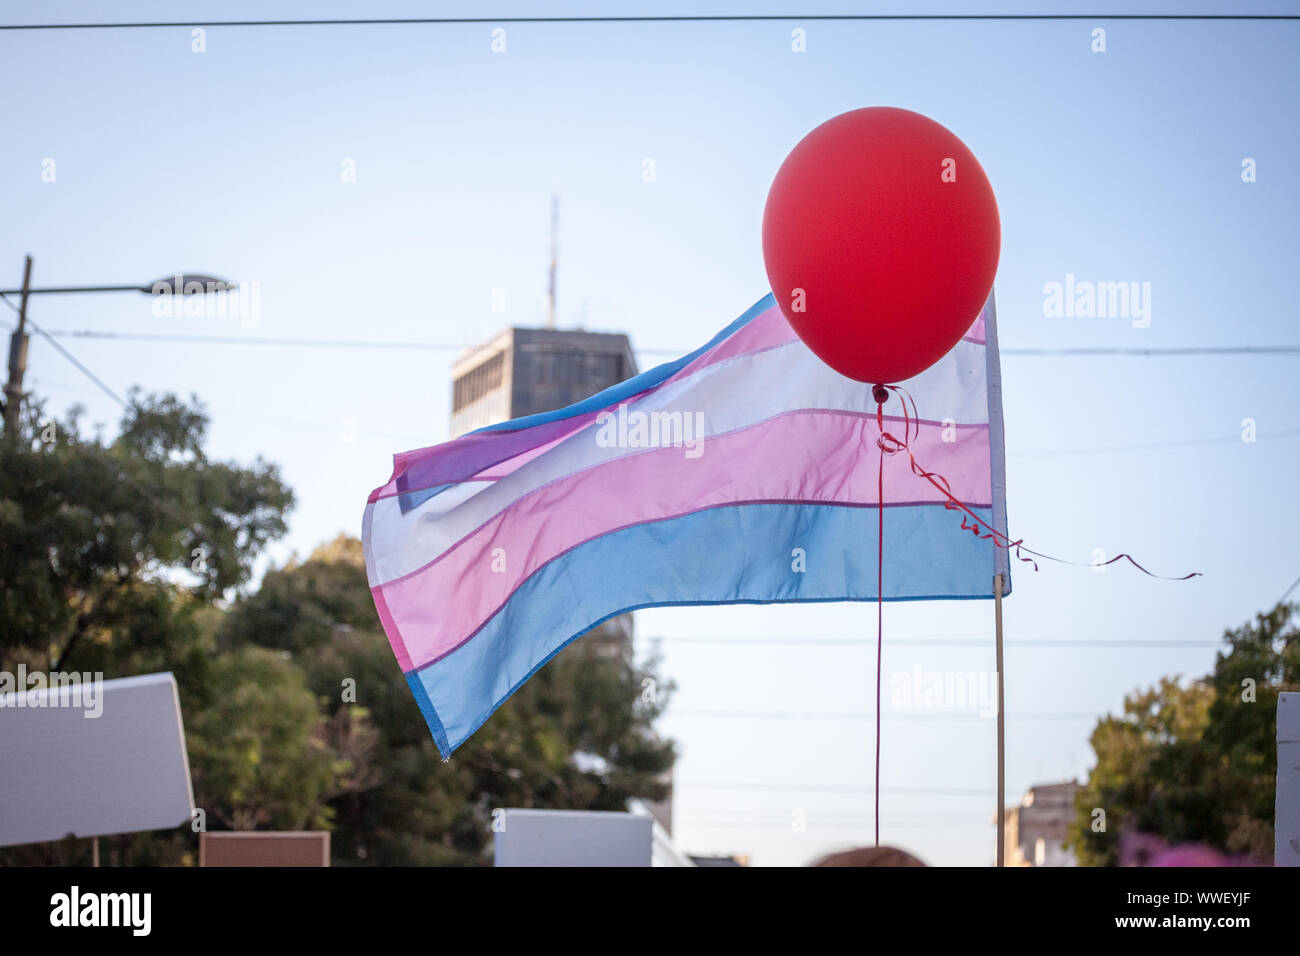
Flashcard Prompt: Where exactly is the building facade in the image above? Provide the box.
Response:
[1002,780,1079,866]
[451,327,638,439]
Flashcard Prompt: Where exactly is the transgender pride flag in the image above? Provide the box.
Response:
[362,292,1011,758]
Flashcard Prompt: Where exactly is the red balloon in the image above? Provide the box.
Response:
[762,107,1000,384]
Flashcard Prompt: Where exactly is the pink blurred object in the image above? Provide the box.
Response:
[1120,831,1268,867]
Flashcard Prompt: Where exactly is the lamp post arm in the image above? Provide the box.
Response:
[0,284,148,295]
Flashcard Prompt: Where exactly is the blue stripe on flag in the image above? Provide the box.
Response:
[405,672,452,756]
[407,500,998,757]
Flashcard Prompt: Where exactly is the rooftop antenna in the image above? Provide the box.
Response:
[546,195,558,330]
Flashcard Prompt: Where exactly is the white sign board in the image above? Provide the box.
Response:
[0,671,195,847]
[494,809,653,867]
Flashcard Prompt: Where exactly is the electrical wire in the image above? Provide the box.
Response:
[670,709,1097,721]
[32,326,1300,359]
[1279,572,1300,606]
[21,318,128,408]
[644,635,1220,647]
[2,14,1297,32]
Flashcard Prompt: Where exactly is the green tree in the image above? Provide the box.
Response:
[1069,603,1298,865]
[1,394,677,867]
[222,535,678,865]
[0,392,301,865]
[186,646,375,831]
[0,392,293,678]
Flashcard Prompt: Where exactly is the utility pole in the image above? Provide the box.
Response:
[3,255,34,437]
[994,572,1006,868]
[0,264,233,437]
[546,196,558,330]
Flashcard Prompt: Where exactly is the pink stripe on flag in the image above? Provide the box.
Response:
[379,412,992,669]
[962,305,987,345]
[370,583,414,672]
[675,304,796,376]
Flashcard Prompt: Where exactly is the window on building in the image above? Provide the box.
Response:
[453,350,505,412]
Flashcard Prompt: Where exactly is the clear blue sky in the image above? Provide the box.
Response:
[3,1,1298,865]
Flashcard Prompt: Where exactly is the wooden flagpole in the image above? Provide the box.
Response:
[994,572,1005,868]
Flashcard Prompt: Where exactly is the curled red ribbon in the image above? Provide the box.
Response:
[872,384,1201,582]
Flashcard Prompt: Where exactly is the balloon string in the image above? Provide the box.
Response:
[872,384,1202,582]
[875,417,884,848]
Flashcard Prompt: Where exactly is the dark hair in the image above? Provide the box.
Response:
[811,846,927,867]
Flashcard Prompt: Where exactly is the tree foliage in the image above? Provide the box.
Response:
[0,392,292,673]
[185,646,366,831]
[1,394,676,866]
[1069,603,1299,865]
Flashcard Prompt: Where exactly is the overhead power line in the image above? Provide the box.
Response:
[16,318,1298,456]
[1279,572,1300,606]
[26,336,1292,457]
[22,318,128,408]
[2,14,1298,32]
[646,635,1220,648]
[678,781,993,795]
[676,819,981,831]
[1004,345,1300,357]
[1,296,128,409]
[670,709,1096,721]
[33,327,1300,359]
[1010,428,1300,458]
[44,329,470,352]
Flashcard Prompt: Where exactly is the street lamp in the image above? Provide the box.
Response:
[0,274,238,297]
[2,256,236,435]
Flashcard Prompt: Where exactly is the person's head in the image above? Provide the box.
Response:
[810,845,927,867]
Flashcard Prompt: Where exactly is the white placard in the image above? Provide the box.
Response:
[494,809,653,867]
[0,671,195,847]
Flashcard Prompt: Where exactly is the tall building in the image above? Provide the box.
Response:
[451,327,638,438]
[1002,780,1079,866]
[450,325,641,662]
